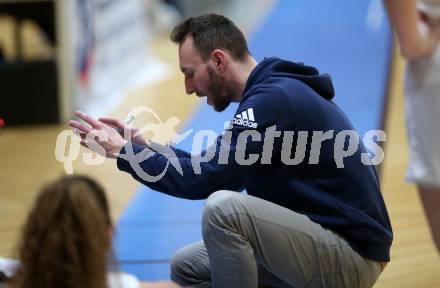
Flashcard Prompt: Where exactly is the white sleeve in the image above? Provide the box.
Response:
[107,272,140,288]
[0,257,20,278]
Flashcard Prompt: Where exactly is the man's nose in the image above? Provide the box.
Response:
[185,79,196,95]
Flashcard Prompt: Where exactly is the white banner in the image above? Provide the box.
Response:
[59,0,168,119]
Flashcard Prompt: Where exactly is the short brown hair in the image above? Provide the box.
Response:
[170,13,250,62]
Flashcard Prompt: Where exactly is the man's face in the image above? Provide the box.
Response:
[179,37,232,112]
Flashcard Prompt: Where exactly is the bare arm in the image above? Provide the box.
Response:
[384,0,438,60]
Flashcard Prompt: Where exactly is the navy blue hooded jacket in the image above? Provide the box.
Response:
[117,57,393,262]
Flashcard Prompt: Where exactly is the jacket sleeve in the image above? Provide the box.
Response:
[116,86,294,199]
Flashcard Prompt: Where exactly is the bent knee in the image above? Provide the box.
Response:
[205,190,242,210]
[170,242,209,285]
[170,247,188,283]
[202,190,245,233]
[170,244,198,284]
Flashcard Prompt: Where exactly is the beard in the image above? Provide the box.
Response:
[206,65,232,112]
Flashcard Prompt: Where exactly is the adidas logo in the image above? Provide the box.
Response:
[232,108,258,128]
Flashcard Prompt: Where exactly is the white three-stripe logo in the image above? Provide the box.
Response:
[236,108,255,121]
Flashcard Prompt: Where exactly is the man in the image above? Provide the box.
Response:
[70,14,392,288]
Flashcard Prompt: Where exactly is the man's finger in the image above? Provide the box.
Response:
[433,23,440,38]
[99,117,124,128]
[80,140,89,148]
[69,120,92,134]
[75,111,102,128]
[72,128,87,140]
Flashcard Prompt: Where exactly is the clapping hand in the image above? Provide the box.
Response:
[69,111,128,159]
[99,116,149,147]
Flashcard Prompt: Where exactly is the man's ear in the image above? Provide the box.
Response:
[211,49,228,73]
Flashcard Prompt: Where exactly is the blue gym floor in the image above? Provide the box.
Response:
[113,0,392,280]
